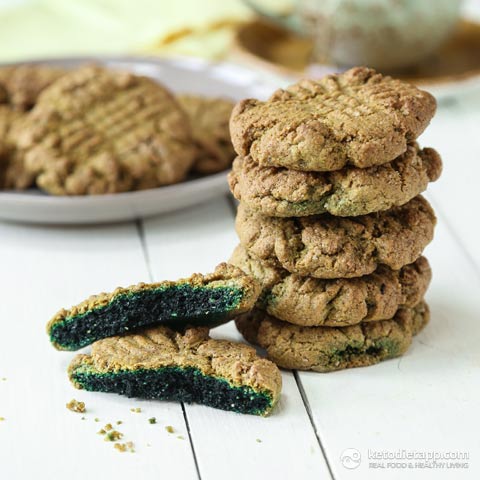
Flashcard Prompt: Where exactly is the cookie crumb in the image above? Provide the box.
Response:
[114,442,134,453]
[148,417,157,424]
[116,420,123,425]
[104,423,113,431]
[97,429,106,435]
[114,443,127,452]
[66,399,86,413]
[165,425,174,434]
[130,407,141,413]
[105,430,123,442]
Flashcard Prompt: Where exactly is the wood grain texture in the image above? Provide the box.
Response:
[141,196,332,479]
[0,222,197,480]
[297,207,480,478]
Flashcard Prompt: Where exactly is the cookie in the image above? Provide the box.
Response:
[235,302,429,372]
[229,144,442,217]
[178,94,235,174]
[0,105,34,189]
[69,325,282,416]
[230,245,431,326]
[0,64,66,111]
[230,67,436,172]
[236,196,435,279]
[47,263,260,351]
[0,83,7,104]
[16,65,196,195]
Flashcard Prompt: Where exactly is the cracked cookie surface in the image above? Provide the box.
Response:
[229,144,442,217]
[178,94,235,174]
[235,302,429,372]
[230,245,431,326]
[230,67,436,172]
[69,325,281,415]
[236,196,436,279]
[16,65,196,195]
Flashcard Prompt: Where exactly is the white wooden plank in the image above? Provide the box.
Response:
[141,196,333,480]
[296,205,480,479]
[0,221,197,480]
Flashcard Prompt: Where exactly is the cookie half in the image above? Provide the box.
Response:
[230,67,436,172]
[178,94,235,174]
[230,245,431,326]
[68,326,282,416]
[229,144,442,217]
[16,65,196,195]
[236,196,436,279]
[47,263,260,351]
[236,302,429,372]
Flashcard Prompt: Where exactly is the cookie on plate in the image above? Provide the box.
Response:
[236,302,429,372]
[230,245,431,326]
[236,196,436,279]
[0,105,34,189]
[0,64,66,111]
[47,263,261,351]
[69,325,282,416]
[178,94,235,174]
[16,65,196,195]
[230,67,436,172]
[229,144,442,217]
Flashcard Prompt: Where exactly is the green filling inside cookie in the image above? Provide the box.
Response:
[279,199,328,215]
[330,338,400,364]
[71,365,273,416]
[50,285,244,350]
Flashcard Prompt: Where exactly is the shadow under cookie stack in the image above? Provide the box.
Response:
[228,67,442,372]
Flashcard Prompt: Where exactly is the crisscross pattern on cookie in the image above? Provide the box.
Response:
[230,67,436,171]
[17,66,196,195]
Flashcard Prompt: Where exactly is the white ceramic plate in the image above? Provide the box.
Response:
[0,56,275,224]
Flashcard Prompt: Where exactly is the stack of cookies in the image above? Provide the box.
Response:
[228,67,442,372]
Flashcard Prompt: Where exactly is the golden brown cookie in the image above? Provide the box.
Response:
[69,325,282,415]
[178,94,235,174]
[230,244,431,326]
[230,67,436,172]
[16,65,196,195]
[229,144,442,217]
[235,302,429,372]
[235,196,436,279]
[0,105,34,189]
[0,64,66,111]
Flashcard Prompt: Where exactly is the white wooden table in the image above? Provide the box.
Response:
[0,88,479,479]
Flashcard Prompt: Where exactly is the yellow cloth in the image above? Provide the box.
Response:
[0,0,253,61]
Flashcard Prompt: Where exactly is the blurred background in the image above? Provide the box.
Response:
[1,0,479,89]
